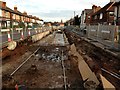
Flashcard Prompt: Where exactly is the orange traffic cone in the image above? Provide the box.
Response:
[21,31,24,39]
[15,84,18,90]
[28,30,31,36]
[7,32,11,42]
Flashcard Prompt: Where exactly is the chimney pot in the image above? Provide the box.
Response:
[14,6,17,11]
[2,2,6,8]
[23,11,27,15]
[92,5,97,13]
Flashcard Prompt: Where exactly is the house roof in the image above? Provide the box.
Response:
[0,1,42,20]
[0,1,24,16]
[82,9,92,15]
[113,1,120,6]
[14,10,23,16]
[0,1,14,13]
[92,2,115,16]
[85,9,93,14]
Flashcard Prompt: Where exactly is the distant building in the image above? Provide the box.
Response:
[80,9,92,27]
[44,22,52,27]
[60,23,64,27]
[85,5,101,25]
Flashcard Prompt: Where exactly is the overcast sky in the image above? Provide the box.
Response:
[3,0,110,22]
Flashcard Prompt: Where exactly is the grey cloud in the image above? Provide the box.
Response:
[31,10,81,18]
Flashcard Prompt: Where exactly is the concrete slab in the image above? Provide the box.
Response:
[70,44,100,86]
[100,74,115,90]
[53,34,65,46]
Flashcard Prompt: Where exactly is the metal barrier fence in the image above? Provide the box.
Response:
[0,26,53,49]
[86,25,120,49]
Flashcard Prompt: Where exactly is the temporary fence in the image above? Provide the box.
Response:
[86,25,120,49]
[0,26,53,49]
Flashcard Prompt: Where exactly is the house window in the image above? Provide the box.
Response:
[5,12,10,18]
[13,14,16,19]
[88,16,90,19]
[100,13,103,19]
[16,15,20,20]
[7,21,10,27]
[109,12,114,16]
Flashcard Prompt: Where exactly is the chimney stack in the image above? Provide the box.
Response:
[23,11,27,15]
[14,6,17,11]
[110,0,115,2]
[92,5,97,13]
[2,2,6,8]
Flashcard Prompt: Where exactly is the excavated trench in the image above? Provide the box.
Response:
[2,46,84,89]
[3,29,120,89]
[64,29,120,89]
[2,32,84,89]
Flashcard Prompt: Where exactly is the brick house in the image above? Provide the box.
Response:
[23,12,32,27]
[67,18,74,25]
[114,1,120,25]
[0,1,42,30]
[23,12,29,23]
[60,23,64,27]
[0,1,14,29]
[84,5,101,25]
[12,6,24,28]
[80,9,92,27]
[91,1,115,25]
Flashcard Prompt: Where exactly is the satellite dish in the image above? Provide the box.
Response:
[7,41,17,50]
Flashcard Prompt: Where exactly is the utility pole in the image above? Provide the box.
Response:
[74,11,75,17]
[74,11,75,25]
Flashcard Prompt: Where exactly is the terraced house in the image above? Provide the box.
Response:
[0,1,13,29]
[114,0,120,25]
[91,1,115,25]
[0,1,43,48]
[12,6,24,29]
[84,5,101,25]
[0,1,42,30]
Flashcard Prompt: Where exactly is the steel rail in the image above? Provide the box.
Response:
[61,50,67,90]
[10,47,40,76]
[101,68,120,80]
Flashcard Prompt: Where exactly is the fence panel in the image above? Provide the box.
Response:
[100,25,115,41]
[87,25,98,41]
[115,26,120,49]
[87,25,118,48]
[0,32,8,48]
[100,25,115,47]
[12,29,21,41]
